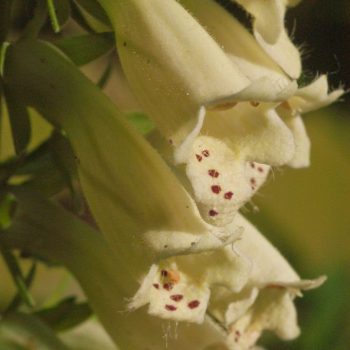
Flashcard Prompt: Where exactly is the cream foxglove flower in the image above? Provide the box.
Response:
[179,0,344,169]
[3,189,231,350]
[97,0,298,229]
[4,39,324,350]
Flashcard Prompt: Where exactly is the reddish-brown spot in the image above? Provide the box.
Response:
[202,150,210,157]
[250,178,256,185]
[153,283,159,289]
[169,139,173,145]
[250,101,260,107]
[235,330,241,337]
[196,154,202,162]
[165,304,177,311]
[163,283,174,291]
[250,162,255,169]
[161,270,168,277]
[170,294,183,302]
[209,209,218,217]
[208,169,219,178]
[224,191,234,200]
[188,300,200,309]
[257,167,264,173]
[211,185,221,194]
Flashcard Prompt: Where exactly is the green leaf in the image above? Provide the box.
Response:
[3,86,31,156]
[72,0,110,26]
[0,313,71,350]
[47,0,71,33]
[126,112,154,135]
[55,32,114,66]
[35,297,93,332]
[0,244,35,308]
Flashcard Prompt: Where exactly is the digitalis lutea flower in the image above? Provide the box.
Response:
[97,0,300,229]
[179,0,344,169]
[5,39,325,350]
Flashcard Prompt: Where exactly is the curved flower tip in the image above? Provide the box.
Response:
[277,75,344,168]
[278,109,311,168]
[179,0,298,103]
[288,75,345,113]
[234,0,286,44]
[233,0,302,78]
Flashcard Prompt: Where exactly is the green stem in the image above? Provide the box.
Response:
[47,0,60,33]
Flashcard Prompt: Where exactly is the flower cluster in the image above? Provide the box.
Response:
[3,0,343,349]
[96,0,342,348]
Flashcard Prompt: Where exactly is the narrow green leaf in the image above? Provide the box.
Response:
[47,0,70,33]
[35,297,93,332]
[0,245,35,308]
[55,32,114,66]
[0,193,16,229]
[5,261,37,313]
[0,42,10,76]
[73,0,110,26]
[20,0,48,40]
[0,313,71,350]
[69,1,95,32]
[0,0,12,44]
